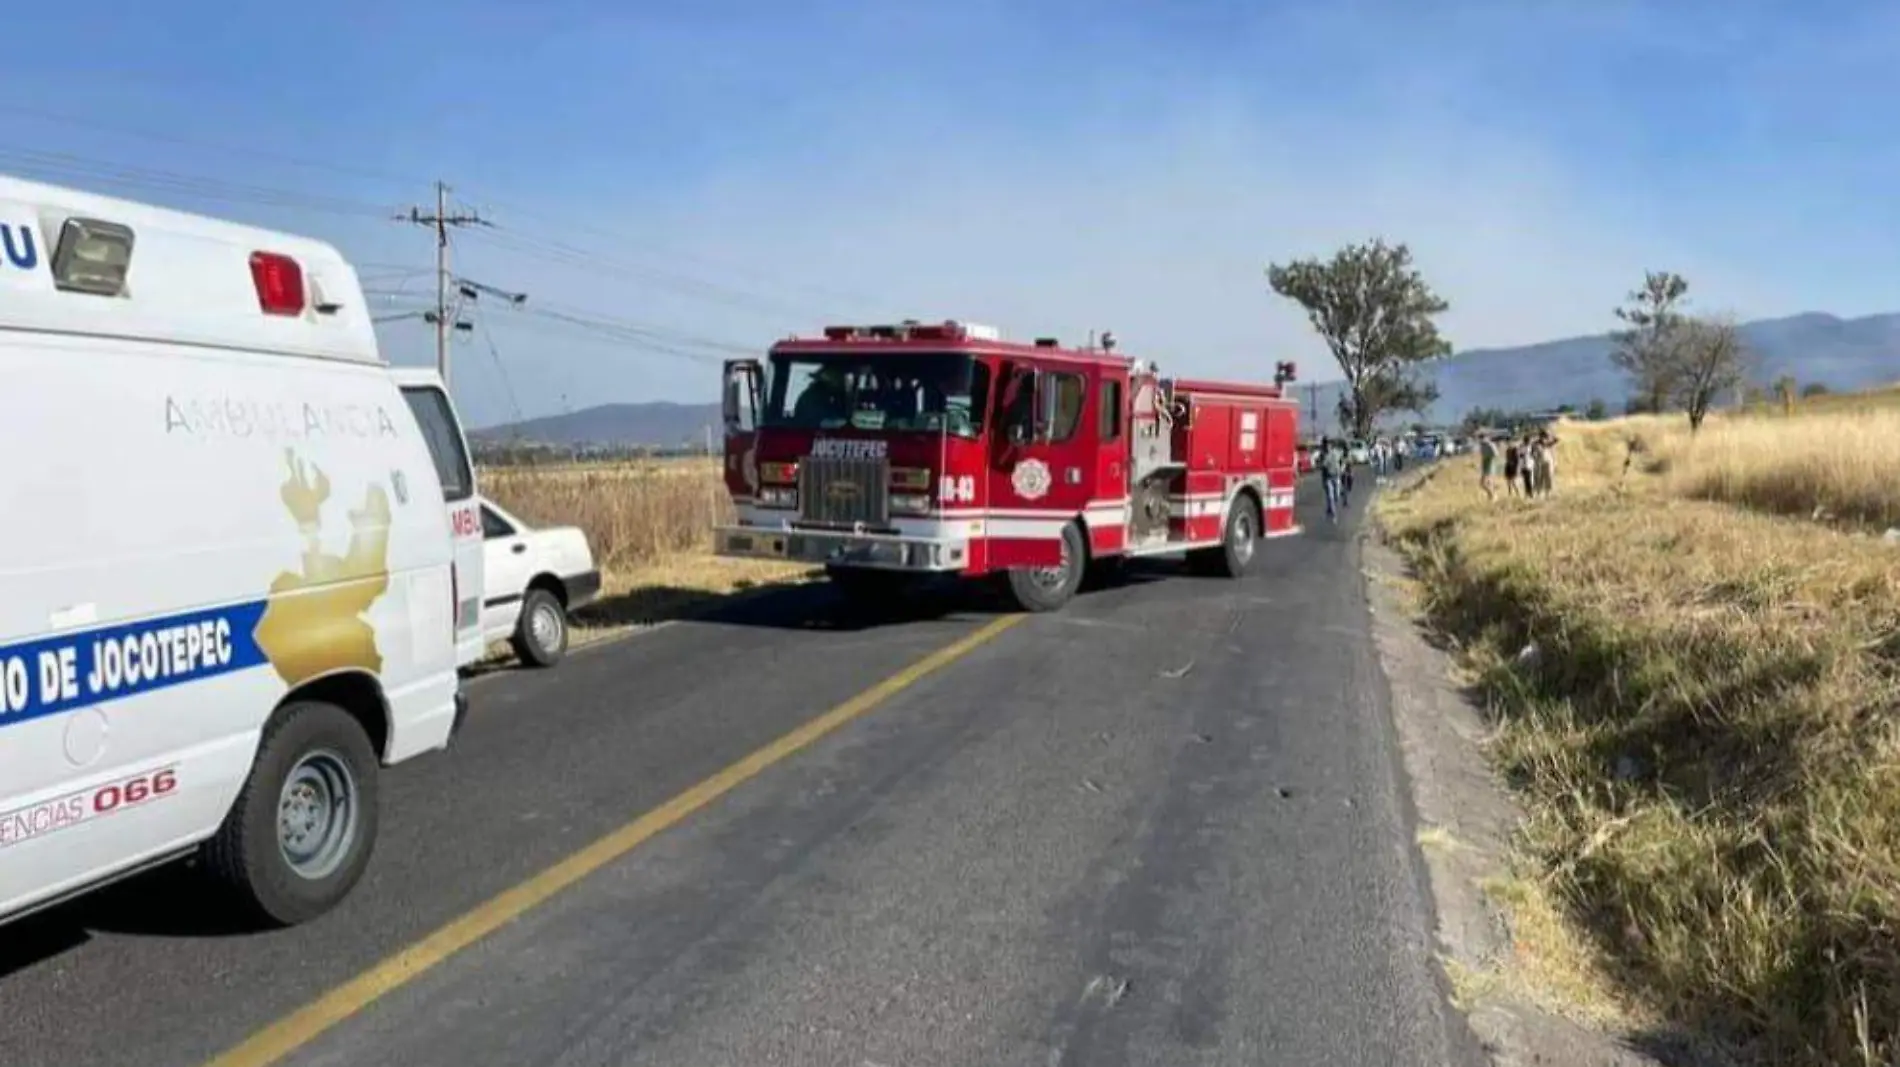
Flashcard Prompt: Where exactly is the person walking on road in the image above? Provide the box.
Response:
[1318,438,1346,523]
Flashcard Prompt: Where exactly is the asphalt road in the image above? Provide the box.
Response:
[0,476,1481,1067]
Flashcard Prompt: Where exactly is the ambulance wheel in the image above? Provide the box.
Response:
[1005,522,1085,612]
[511,587,568,668]
[203,700,381,927]
[1190,495,1259,578]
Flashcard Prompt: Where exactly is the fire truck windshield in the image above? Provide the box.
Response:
[763,352,991,439]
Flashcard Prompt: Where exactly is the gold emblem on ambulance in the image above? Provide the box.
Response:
[253,449,392,686]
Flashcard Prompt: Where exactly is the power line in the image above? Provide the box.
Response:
[464,226,828,323]
[0,103,425,188]
[0,107,902,321]
[473,302,526,430]
[0,147,393,218]
[462,193,900,317]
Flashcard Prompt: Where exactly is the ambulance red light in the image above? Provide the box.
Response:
[249,251,307,317]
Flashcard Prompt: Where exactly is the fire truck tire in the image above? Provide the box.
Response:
[1190,493,1260,578]
[1004,522,1085,612]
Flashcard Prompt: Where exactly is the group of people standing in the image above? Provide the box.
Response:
[1478,430,1558,501]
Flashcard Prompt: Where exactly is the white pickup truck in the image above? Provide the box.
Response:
[477,497,601,667]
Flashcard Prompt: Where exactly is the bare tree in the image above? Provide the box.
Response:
[1612,271,1690,412]
[1267,239,1449,440]
[1672,314,1751,434]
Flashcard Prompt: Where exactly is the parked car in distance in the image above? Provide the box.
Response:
[478,497,602,667]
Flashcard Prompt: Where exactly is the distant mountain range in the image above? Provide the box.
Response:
[473,311,1900,445]
[471,401,719,450]
[1298,310,1900,433]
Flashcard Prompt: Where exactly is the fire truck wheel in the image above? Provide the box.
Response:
[1005,522,1085,612]
[1190,494,1260,578]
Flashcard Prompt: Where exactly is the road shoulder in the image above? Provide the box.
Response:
[1360,478,1673,1067]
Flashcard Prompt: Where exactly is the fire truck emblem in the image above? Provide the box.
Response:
[1011,457,1052,501]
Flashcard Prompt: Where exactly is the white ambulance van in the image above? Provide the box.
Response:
[0,174,482,927]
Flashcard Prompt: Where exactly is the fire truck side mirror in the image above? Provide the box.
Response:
[721,359,761,432]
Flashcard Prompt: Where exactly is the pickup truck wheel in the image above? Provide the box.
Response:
[201,701,381,927]
[1189,495,1259,578]
[511,587,569,668]
[1005,522,1085,612]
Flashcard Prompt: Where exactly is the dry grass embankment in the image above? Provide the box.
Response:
[480,458,811,632]
[1377,398,1900,1065]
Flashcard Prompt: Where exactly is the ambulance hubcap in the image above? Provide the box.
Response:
[278,751,358,880]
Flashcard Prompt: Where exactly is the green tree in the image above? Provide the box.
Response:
[1800,381,1830,398]
[1584,397,1609,420]
[1611,271,1690,413]
[1267,239,1450,440]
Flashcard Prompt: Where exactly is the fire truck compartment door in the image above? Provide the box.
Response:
[985,362,1087,569]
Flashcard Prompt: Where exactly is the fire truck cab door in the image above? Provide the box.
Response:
[722,359,762,502]
[987,362,1091,569]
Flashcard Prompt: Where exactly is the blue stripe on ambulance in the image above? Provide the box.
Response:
[0,601,269,729]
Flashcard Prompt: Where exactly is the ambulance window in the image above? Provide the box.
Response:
[401,385,475,503]
[1099,379,1122,441]
[1047,371,1086,442]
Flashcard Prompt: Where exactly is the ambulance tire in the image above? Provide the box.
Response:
[203,700,381,928]
[511,587,569,668]
[1004,522,1085,612]
[1190,494,1259,579]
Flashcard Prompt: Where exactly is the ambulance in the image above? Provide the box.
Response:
[0,175,483,926]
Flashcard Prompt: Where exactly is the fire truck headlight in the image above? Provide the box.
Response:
[891,493,931,515]
[758,486,797,508]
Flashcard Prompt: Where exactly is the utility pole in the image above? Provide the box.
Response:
[398,181,489,387]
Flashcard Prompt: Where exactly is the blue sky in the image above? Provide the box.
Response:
[2,0,1895,428]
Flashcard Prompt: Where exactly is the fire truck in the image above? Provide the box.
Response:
[713,320,1302,612]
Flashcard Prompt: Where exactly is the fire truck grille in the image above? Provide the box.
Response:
[798,456,890,528]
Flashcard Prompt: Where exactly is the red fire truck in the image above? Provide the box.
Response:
[713,320,1302,612]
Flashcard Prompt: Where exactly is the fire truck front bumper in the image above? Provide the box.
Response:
[713,524,969,572]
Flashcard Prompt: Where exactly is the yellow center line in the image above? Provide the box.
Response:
[204,613,1025,1067]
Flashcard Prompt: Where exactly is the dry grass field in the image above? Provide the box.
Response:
[479,458,811,632]
[1377,391,1900,1065]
